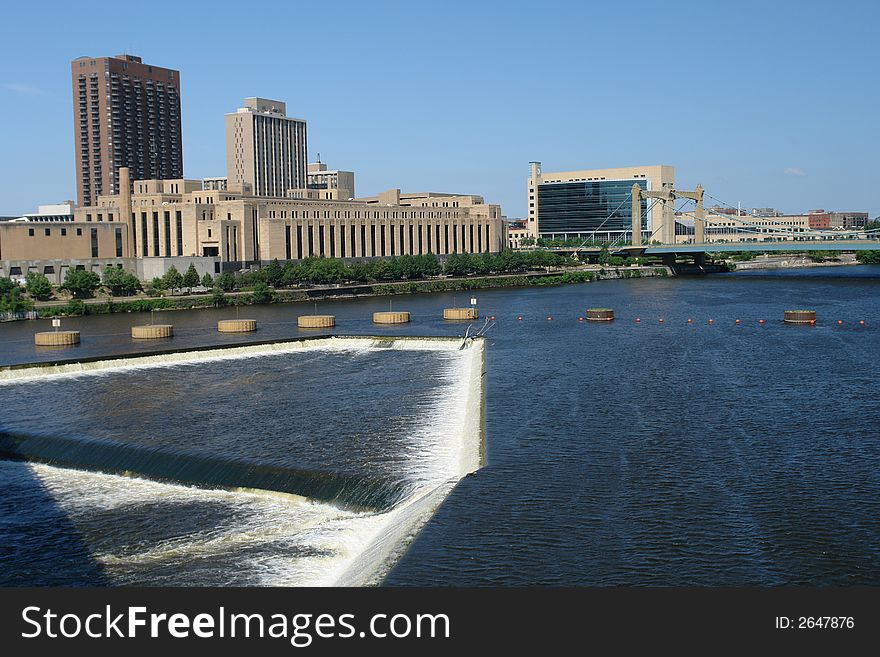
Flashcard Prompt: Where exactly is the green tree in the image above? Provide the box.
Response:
[263,259,284,287]
[216,271,237,292]
[163,265,184,294]
[0,278,32,313]
[182,263,200,292]
[250,281,273,304]
[60,269,101,299]
[103,266,141,296]
[211,286,227,307]
[25,272,53,301]
[201,272,214,289]
[856,250,880,264]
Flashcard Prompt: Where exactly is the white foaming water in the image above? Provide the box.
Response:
[8,337,485,586]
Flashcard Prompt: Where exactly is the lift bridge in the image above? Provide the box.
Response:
[538,183,879,264]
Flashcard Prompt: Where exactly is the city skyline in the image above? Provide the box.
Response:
[1,0,878,218]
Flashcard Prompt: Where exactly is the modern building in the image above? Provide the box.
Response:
[306,159,355,200]
[527,162,675,243]
[71,54,182,207]
[225,98,308,198]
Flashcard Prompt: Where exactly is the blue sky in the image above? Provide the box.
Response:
[1,0,877,218]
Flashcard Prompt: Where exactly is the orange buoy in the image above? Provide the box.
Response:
[837,320,843,325]
[635,317,641,323]
[859,320,865,325]
[517,315,523,321]
[490,315,496,321]
[759,319,765,325]
[658,318,664,324]
[578,316,585,322]
[547,316,552,321]
[810,319,816,325]
[708,319,714,325]
[687,319,693,324]
[735,319,741,325]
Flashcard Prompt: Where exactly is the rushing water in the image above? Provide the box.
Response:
[0,338,485,586]
[1,265,879,585]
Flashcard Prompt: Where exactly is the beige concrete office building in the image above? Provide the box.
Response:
[527,162,675,243]
[306,161,355,200]
[673,211,813,244]
[0,168,506,280]
[225,98,308,198]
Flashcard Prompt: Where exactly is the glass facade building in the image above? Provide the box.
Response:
[537,179,647,238]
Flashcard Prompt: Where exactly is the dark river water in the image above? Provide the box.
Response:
[1,265,879,585]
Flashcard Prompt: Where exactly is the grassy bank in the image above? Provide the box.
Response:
[32,267,669,319]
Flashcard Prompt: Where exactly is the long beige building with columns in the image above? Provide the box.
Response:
[1,168,506,281]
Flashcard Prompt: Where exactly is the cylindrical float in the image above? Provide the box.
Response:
[784,310,816,324]
[443,307,478,320]
[34,331,80,346]
[586,308,615,322]
[298,315,336,328]
[131,324,173,339]
[217,319,257,333]
[373,311,410,324]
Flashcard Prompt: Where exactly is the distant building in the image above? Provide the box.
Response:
[752,207,783,217]
[527,162,674,243]
[202,177,227,191]
[304,159,355,200]
[225,97,307,198]
[4,202,76,223]
[828,211,868,230]
[807,209,831,230]
[71,54,183,207]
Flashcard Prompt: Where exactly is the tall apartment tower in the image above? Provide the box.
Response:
[225,98,307,198]
[71,54,182,207]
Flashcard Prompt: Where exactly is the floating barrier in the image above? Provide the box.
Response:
[297,315,336,329]
[784,310,816,324]
[443,307,478,321]
[373,311,410,324]
[131,324,173,339]
[34,331,80,347]
[218,319,257,333]
[585,308,614,322]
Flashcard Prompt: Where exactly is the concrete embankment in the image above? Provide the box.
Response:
[732,253,860,271]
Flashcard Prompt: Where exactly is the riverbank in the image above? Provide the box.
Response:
[26,265,671,319]
[731,253,860,271]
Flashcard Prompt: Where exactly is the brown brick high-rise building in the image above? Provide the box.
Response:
[71,54,182,207]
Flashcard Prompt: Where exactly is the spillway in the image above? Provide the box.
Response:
[0,336,485,586]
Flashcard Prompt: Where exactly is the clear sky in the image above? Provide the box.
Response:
[1,0,877,218]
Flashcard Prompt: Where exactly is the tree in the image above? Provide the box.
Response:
[201,272,214,289]
[211,286,226,307]
[0,278,32,313]
[25,272,53,301]
[216,271,237,292]
[856,250,880,264]
[60,269,101,299]
[250,281,273,304]
[163,265,184,294]
[182,264,200,292]
[263,259,284,287]
[103,266,141,296]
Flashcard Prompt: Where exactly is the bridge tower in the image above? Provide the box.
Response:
[631,183,705,246]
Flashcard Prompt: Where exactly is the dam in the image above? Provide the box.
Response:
[0,336,485,586]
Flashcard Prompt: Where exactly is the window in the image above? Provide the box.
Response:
[44,228,51,236]
[77,228,83,236]
[28,228,34,236]
[61,228,67,236]
[90,228,98,257]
